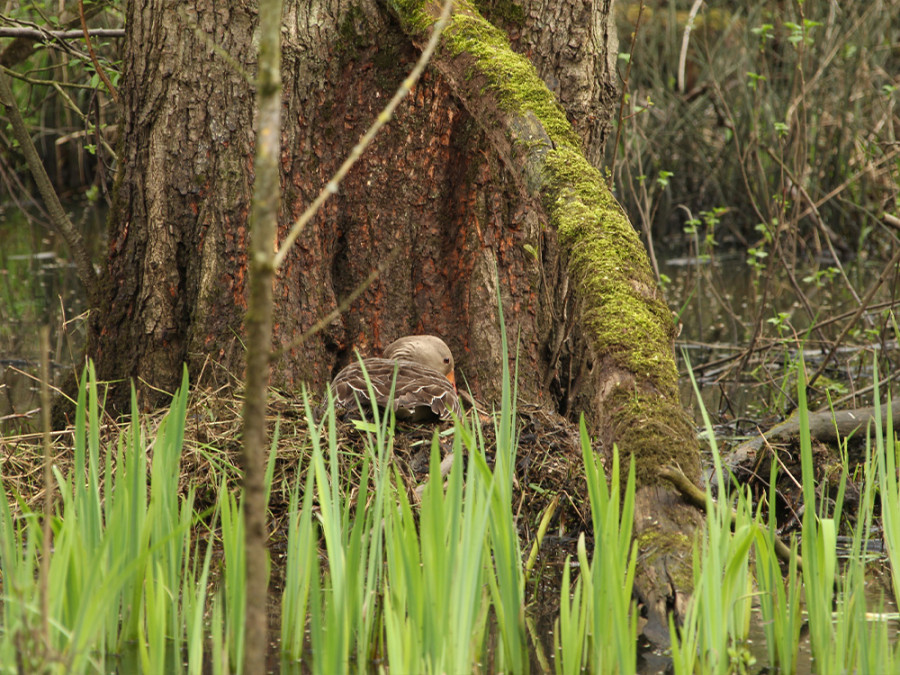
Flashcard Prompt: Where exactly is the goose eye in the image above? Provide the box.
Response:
[443,357,450,364]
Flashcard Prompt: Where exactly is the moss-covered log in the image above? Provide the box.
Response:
[388,0,703,642]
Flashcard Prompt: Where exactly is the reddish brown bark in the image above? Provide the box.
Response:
[276,61,551,404]
[94,0,608,416]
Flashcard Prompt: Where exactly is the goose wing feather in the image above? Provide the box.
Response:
[331,357,460,421]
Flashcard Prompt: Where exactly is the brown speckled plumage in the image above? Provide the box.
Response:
[330,335,461,422]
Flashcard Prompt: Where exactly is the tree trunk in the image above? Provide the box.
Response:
[95,0,622,418]
[95,0,702,644]
[90,0,256,404]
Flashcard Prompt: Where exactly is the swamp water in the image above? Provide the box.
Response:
[0,205,99,430]
[3,210,900,672]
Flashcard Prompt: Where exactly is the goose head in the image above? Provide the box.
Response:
[383,335,457,388]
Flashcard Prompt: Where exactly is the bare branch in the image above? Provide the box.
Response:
[0,28,124,39]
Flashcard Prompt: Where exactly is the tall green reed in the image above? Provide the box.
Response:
[795,362,840,669]
[280,464,317,663]
[300,381,390,675]
[0,364,218,673]
[382,425,493,673]
[758,358,900,674]
[220,482,245,672]
[566,434,638,675]
[671,359,757,674]
[553,545,587,675]
[480,323,527,673]
[875,360,900,608]
[853,359,900,671]
[673,354,900,673]
[280,307,532,672]
[753,461,802,673]
[29,341,900,673]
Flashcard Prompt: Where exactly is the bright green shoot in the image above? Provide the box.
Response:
[580,435,638,674]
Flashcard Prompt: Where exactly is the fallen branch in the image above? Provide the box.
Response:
[658,464,801,571]
[725,400,900,474]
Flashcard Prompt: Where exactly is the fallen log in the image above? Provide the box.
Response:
[724,400,900,482]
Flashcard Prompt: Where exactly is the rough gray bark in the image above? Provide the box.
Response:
[92,0,256,407]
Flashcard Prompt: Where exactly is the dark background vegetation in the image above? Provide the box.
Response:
[611,2,899,249]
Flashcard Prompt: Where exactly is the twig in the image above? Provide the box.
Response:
[796,148,900,224]
[0,64,117,159]
[768,232,832,345]
[78,0,118,103]
[678,0,704,93]
[816,360,900,412]
[0,28,124,39]
[8,366,78,408]
[763,145,863,309]
[808,246,900,389]
[607,0,644,190]
[241,0,283,668]
[681,298,900,379]
[658,464,800,569]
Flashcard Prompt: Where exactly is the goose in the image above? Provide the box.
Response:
[330,335,461,422]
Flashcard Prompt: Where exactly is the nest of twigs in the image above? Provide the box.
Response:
[1,384,599,557]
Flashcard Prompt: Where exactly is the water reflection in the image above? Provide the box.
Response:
[0,203,103,433]
[665,250,900,438]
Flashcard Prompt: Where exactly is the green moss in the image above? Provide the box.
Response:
[391,0,578,147]
[444,12,581,149]
[634,529,694,591]
[387,0,433,34]
[606,388,699,485]
[472,0,526,29]
[543,147,679,398]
